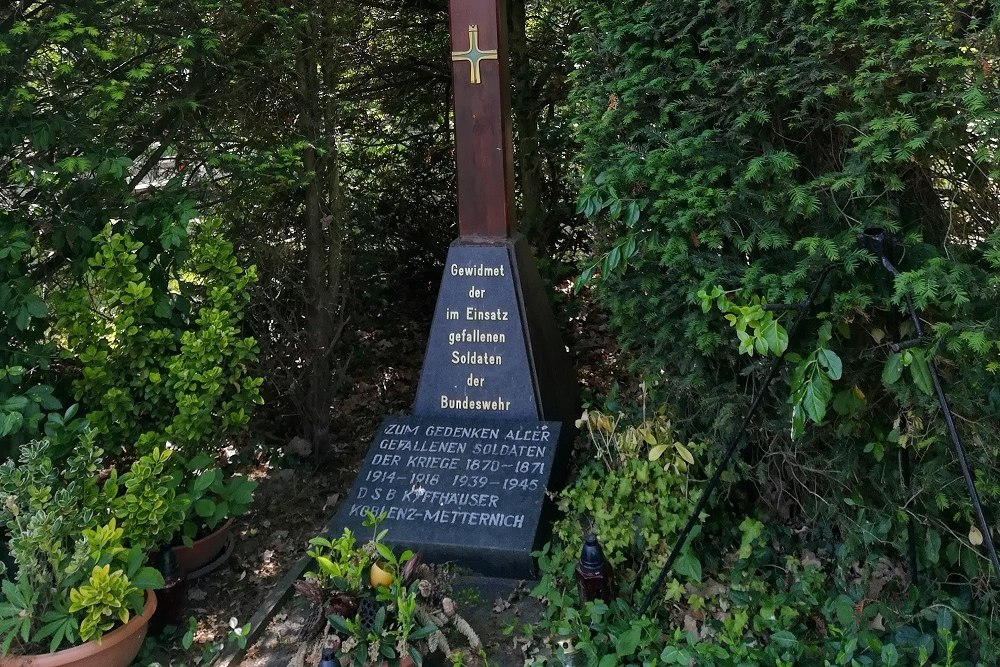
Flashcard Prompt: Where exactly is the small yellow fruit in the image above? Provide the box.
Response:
[369,562,394,588]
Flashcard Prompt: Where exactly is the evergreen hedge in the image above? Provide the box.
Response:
[571,0,1000,588]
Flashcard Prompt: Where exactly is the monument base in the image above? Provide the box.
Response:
[331,236,577,577]
[330,416,570,577]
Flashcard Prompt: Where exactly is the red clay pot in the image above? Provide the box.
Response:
[0,590,157,667]
[172,518,233,574]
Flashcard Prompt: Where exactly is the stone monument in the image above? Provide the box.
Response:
[331,0,577,577]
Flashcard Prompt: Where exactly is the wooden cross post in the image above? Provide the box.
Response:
[449,0,515,239]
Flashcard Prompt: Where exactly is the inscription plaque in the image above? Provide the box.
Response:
[332,416,562,576]
[414,243,538,419]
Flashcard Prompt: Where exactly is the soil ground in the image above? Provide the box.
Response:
[144,281,628,666]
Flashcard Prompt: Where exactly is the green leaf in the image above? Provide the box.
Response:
[327,614,351,634]
[131,567,166,590]
[883,353,903,385]
[833,594,855,627]
[674,552,702,582]
[802,374,832,424]
[909,353,933,396]
[616,625,642,657]
[761,318,788,356]
[186,453,213,470]
[924,529,941,565]
[790,403,806,440]
[817,348,842,380]
[315,556,340,578]
[194,498,217,518]
[771,630,798,647]
[936,607,953,632]
[24,295,47,319]
[408,624,437,641]
[374,542,395,564]
[193,471,215,494]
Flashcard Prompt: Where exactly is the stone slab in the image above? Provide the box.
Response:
[331,416,563,577]
[414,242,539,419]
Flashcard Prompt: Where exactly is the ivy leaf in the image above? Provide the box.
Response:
[674,552,702,583]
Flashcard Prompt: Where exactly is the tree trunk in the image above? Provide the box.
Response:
[295,7,348,457]
[508,0,546,247]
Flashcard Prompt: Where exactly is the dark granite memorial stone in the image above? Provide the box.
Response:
[332,416,565,577]
[414,237,577,424]
[414,242,537,419]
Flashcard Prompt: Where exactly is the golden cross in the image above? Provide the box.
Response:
[451,25,497,85]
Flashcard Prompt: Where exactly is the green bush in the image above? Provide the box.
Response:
[0,434,166,654]
[530,406,998,665]
[569,0,1000,591]
[0,225,61,457]
[53,216,262,458]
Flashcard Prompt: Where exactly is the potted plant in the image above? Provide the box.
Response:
[293,513,482,666]
[51,217,263,563]
[0,431,170,665]
[170,452,257,574]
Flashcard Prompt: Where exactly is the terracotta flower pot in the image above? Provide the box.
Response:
[1,590,157,667]
[172,518,233,574]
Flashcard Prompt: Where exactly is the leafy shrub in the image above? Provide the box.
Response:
[179,453,256,543]
[0,434,165,654]
[569,0,1000,597]
[556,407,703,575]
[111,446,190,551]
[0,226,61,458]
[53,215,262,458]
[530,408,707,661]
[532,471,999,666]
[297,514,482,666]
[51,215,262,543]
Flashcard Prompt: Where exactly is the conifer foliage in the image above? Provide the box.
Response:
[571,0,1000,582]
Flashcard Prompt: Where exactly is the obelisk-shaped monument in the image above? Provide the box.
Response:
[332,0,577,576]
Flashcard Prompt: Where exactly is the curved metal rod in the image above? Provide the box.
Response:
[635,266,833,617]
[861,228,1000,579]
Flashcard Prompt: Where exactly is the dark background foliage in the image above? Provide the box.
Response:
[570,0,1000,605]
